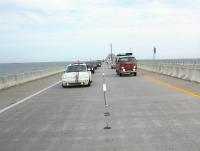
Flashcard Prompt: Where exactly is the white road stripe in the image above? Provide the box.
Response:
[0,81,61,115]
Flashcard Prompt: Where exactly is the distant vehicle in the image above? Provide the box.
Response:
[62,63,92,87]
[96,60,102,67]
[116,53,137,76]
[111,63,116,69]
[85,61,95,74]
[89,61,97,69]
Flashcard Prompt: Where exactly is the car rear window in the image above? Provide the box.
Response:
[66,65,87,72]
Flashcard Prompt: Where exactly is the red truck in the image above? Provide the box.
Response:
[116,53,137,76]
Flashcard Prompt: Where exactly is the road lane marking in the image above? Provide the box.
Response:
[144,76,200,99]
[0,81,61,115]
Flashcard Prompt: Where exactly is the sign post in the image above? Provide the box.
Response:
[110,43,113,63]
[153,47,156,60]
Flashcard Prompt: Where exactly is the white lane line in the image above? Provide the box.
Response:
[0,81,61,115]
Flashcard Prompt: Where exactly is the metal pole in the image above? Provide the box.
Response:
[110,43,113,63]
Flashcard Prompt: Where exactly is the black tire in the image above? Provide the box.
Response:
[134,72,137,76]
[62,84,66,88]
[119,73,122,76]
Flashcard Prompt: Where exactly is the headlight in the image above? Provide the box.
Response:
[121,66,124,69]
[62,75,67,79]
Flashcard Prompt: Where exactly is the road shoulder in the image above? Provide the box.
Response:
[139,69,200,96]
[0,73,61,110]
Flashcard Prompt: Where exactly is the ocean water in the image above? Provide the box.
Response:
[0,62,70,76]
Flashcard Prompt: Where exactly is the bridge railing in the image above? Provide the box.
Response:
[0,66,65,90]
[138,59,200,83]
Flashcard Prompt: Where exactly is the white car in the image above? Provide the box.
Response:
[62,63,92,87]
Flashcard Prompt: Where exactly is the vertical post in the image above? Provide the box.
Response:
[110,43,113,63]
[102,70,111,130]
[153,47,156,60]
[103,83,108,107]
[102,72,108,107]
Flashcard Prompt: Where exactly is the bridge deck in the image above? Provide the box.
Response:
[0,64,200,151]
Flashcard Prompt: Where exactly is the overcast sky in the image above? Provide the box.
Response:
[0,0,200,63]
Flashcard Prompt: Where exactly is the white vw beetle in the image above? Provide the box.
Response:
[62,63,92,87]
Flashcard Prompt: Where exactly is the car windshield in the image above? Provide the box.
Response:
[66,65,87,72]
[118,57,136,63]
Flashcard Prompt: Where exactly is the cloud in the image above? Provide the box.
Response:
[0,0,70,11]
[1,0,200,32]
[0,0,200,61]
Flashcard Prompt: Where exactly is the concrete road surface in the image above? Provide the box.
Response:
[0,64,200,151]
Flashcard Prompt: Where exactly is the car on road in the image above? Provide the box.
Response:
[96,60,102,67]
[91,61,98,69]
[62,63,92,87]
[116,53,137,76]
[111,63,116,69]
[85,61,95,74]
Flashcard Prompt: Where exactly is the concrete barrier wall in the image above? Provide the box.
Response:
[138,60,200,83]
[0,67,65,90]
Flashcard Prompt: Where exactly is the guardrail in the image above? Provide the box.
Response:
[138,59,200,83]
[0,67,65,90]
